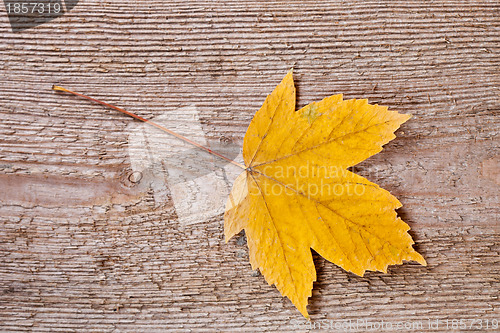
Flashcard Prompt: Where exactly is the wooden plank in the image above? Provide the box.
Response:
[0,0,498,331]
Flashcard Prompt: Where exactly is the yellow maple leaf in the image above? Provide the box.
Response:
[224,70,426,318]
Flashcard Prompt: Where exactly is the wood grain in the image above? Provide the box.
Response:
[0,0,498,331]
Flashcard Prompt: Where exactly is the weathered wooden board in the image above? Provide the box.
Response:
[0,1,498,331]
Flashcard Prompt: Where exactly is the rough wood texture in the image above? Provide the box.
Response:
[0,1,499,331]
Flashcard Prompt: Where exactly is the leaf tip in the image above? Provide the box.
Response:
[400,112,412,124]
[284,68,294,82]
[223,228,238,243]
[297,304,310,320]
[415,253,427,267]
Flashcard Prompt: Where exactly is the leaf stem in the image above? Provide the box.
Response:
[52,85,246,170]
